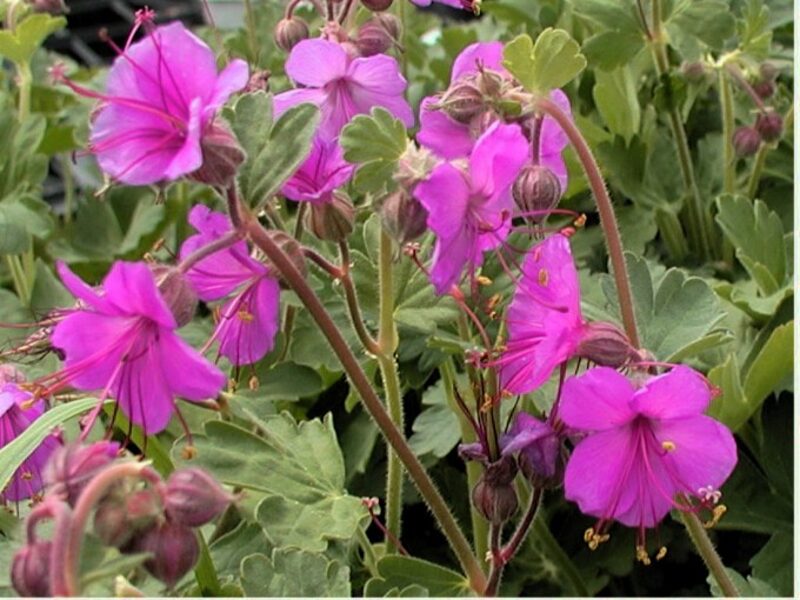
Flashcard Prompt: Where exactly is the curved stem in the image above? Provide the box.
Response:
[533,97,640,348]
[499,486,542,564]
[746,143,768,199]
[278,203,309,360]
[483,524,503,596]
[242,212,487,593]
[681,512,739,597]
[338,241,381,355]
[177,230,243,274]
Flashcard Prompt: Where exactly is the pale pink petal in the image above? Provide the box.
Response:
[272,87,328,119]
[451,42,505,81]
[540,150,568,192]
[631,366,712,419]
[102,262,175,328]
[285,39,349,87]
[347,55,414,126]
[539,89,571,154]
[416,96,475,159]
[560,367,637,431]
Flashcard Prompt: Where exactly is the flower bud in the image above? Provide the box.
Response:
[435,81,486,124]
[680,61,708,84]
[44,441,120,506]
[732,126,761,157]
[306,193,355,242]
[476,68,505,98]
[394,145,437,190]
[361,0,393,11]
[0,364,26,385]
[11,541,52,597]
[380,190,429,245]
[163,468,234,527]
[576,321,635,368]
[266,230,308,286]
[759,62,778,82]
[752,79,775,99]
[94,495,134,548]
[356,19,395,57]
[27,0,67,15]
[512,164,562,222]
[755,111,783,143]
[274,17,309,52]
[95,486,164,548]
[152,266,198,327]
[132,522,199,588]
[471,456,518,525]
[373,13,401,40]
[189,122,246,188]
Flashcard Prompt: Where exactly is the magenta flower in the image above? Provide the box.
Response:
[417,42,571,189]
[46,261,226,434]
[496,233,584,394]
[56,19,248,185]
[501,412,560,482]
[274,38,414,140]
[561,366,737,555]
[413,121,529,294]
[180,206,280,366]
[281,136,355,205]
[0,384,61,503]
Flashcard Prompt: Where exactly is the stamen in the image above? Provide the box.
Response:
[697,485,722,504]
[476,275,492,286]
[635,545,652,566]
[703,505,727,529]
[181,445,198,460]
[237,309,254,323]
[656,546,667,561]
[661,440,676,452]
[248,376,259,390]
[537,268,549,286]
[584,527,610,550]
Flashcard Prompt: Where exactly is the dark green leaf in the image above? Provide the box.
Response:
[240,549,350,597]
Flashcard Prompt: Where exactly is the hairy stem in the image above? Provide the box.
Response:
[746,143,768,199]
[533,97,640,348]
[484,524,504,596]
[279,203,309,360]
[242,211,487,592]
[681,512,739,597]
[719,69,737,195]
[338,241,381,355]
[177,230,243,274]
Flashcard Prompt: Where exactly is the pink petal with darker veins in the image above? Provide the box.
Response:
[215,277,281,366]
[631,366,712,420]
[560,367,637,431]
[284,39,349,86]
[416,96,476,159]
[451,41,505,81]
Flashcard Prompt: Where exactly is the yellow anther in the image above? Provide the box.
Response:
[248,376,260,391]
[487,293,501,311]
[480,394,494,412]
[237,309,254,323]
[704,504,727,529]
[584,528,594,543]
[21,471,32,481]
[584,528,610,550]
[181,445,198,460]
[661,440,676,452]
[228,378,238,391]
[656,546,668,561]
[573,214,587,228]
[635,545,652,566]
[476,275,492,286]
[538,268,549,286]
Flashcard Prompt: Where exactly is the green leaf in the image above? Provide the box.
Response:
[749,533,793,596]
[240,549,350,597]
[715,195,787,294]
[707,567,779,597]
[737,0,772,58]
[742,321,793,407]
[365,556,472,597]
[210,521,273,578]
[503,30,586,94]
[0,397,106,492]
[232,92,319,208]
[572,0,641,34]
[408,380,460,458]
[582,31,644,71]
[339,108,408,194]
[592,67,640,142]
[0,14,66,64]
[669,0,736,49]
[706,353,749,431]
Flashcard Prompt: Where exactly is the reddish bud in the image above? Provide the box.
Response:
[275,17,309,53]
[189,122,246,188]
[266,230,308,287]
[755,111,784,143]
[163,468,234,527]
[752,79,775,99]
[44,441,119,506]
[380,190,429,245]
[152,266,198,327]
[512,164,562,222]
[680,61,708,84]
[94,496,134,548]
[132,522,199,588]
[361,0,394,10]
[11,541,52,597]
[759,62,778,82]
[307,193,355,242]
[27,0,67,15]
[356,19,395,57]
[435,80,486,124]
[471,456,519,525]
[732,126,761,157]
[576,321,635,368]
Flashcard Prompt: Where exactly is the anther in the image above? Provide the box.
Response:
[538,268,549,286]
[476,275,492,286]
[661,440,676,452]
[703,505,727,529]
[573,214,587,228]
[181,445,197,460]
[584,528,594,542]
[248,376,259,390]
[237,309,254,323]
[636,545,652,566]
[656,546,667,561]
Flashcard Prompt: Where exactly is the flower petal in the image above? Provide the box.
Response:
[206,59,249,115]
[631,366,712,419]
[468,122,528,198]
[158,329,227,401]
[451,42,505,81]
[216,277,281,365]
[285,39,348,87]
[102,262,176,328]
[416,96,475,159]
[560,367,637,431]
[163,97,203,180]
[347,54,414,127]
[56,261,115,314]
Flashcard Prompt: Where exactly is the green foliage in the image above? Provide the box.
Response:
[408,379,460,458]
[364,556,472,597]
[0,13,65,64]
[241,549,350,596]
[668,0,737,49]
[592,67,640,143]
[503,29,587,94]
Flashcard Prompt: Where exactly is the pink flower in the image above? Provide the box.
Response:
[46,261,226,434]
[501,412,561,483]
[274,38,414,140]
[413,122,528,294]
[180,206,280,366]
[496,233,584,394]
[410,0,477,11]
[417,42,571,189]
[56,19,248,185]
[281,136,355,205]
[561,366,737,555]
[0,384,61,503]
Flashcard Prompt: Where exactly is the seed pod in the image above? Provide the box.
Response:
[361,0,393,11]
[732,126,761,157]
[274,17,309,53]
[755,111,784,143]
[576,321,635,368]
[373,13,401,41]
[11,542,52,597]
[680,61,708,84]
[356,19,395,57]
[163,468,234,528]
[306,193,355,242]
[44,442,120,506]
[435,80,486,124]
[189,122,246,188]
[152,266,199,328]
[132,522,200,588]
[512,164,562,222]
[471,456,519,525]
[752,79,775,100]
[380,190,429,245]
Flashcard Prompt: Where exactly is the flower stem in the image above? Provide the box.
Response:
[483,524,503,596]
[719,69,737,195]
[377,230,405,551]
[17,61,32,122]
[338,241,380,355]
[533,97,640,348]
[242,211,487,592]
[745,143,768,199]
[681,512,739,597]
[177,230,243,274]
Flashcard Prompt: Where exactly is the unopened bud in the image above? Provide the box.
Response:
[266,230,308,286]
[189,122,246,188]
[435,81,486,124]
[759,62,778,82]
[394,144,437,190]
[373,13,401,40]
[152,266,198,327]
[246,70,271,93]
[11,541,52,597]
[752,79,775,99]
[476,68,505,97]
[471,456,518,525]
[306,193,355,242]
[732,126,761,157]
[163,468,234,527]
[275,17,309,52]
[681,61,708,84]
[94,496,134,548]
[132,522,199,588]
[576,321,635,367]
[361,0,393,10]
[356,19,395,57]
[27,0,67,15]
[44,441,120,506]
[755,111,783,143]
[380,190,429,245]
[512,165,562,222]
